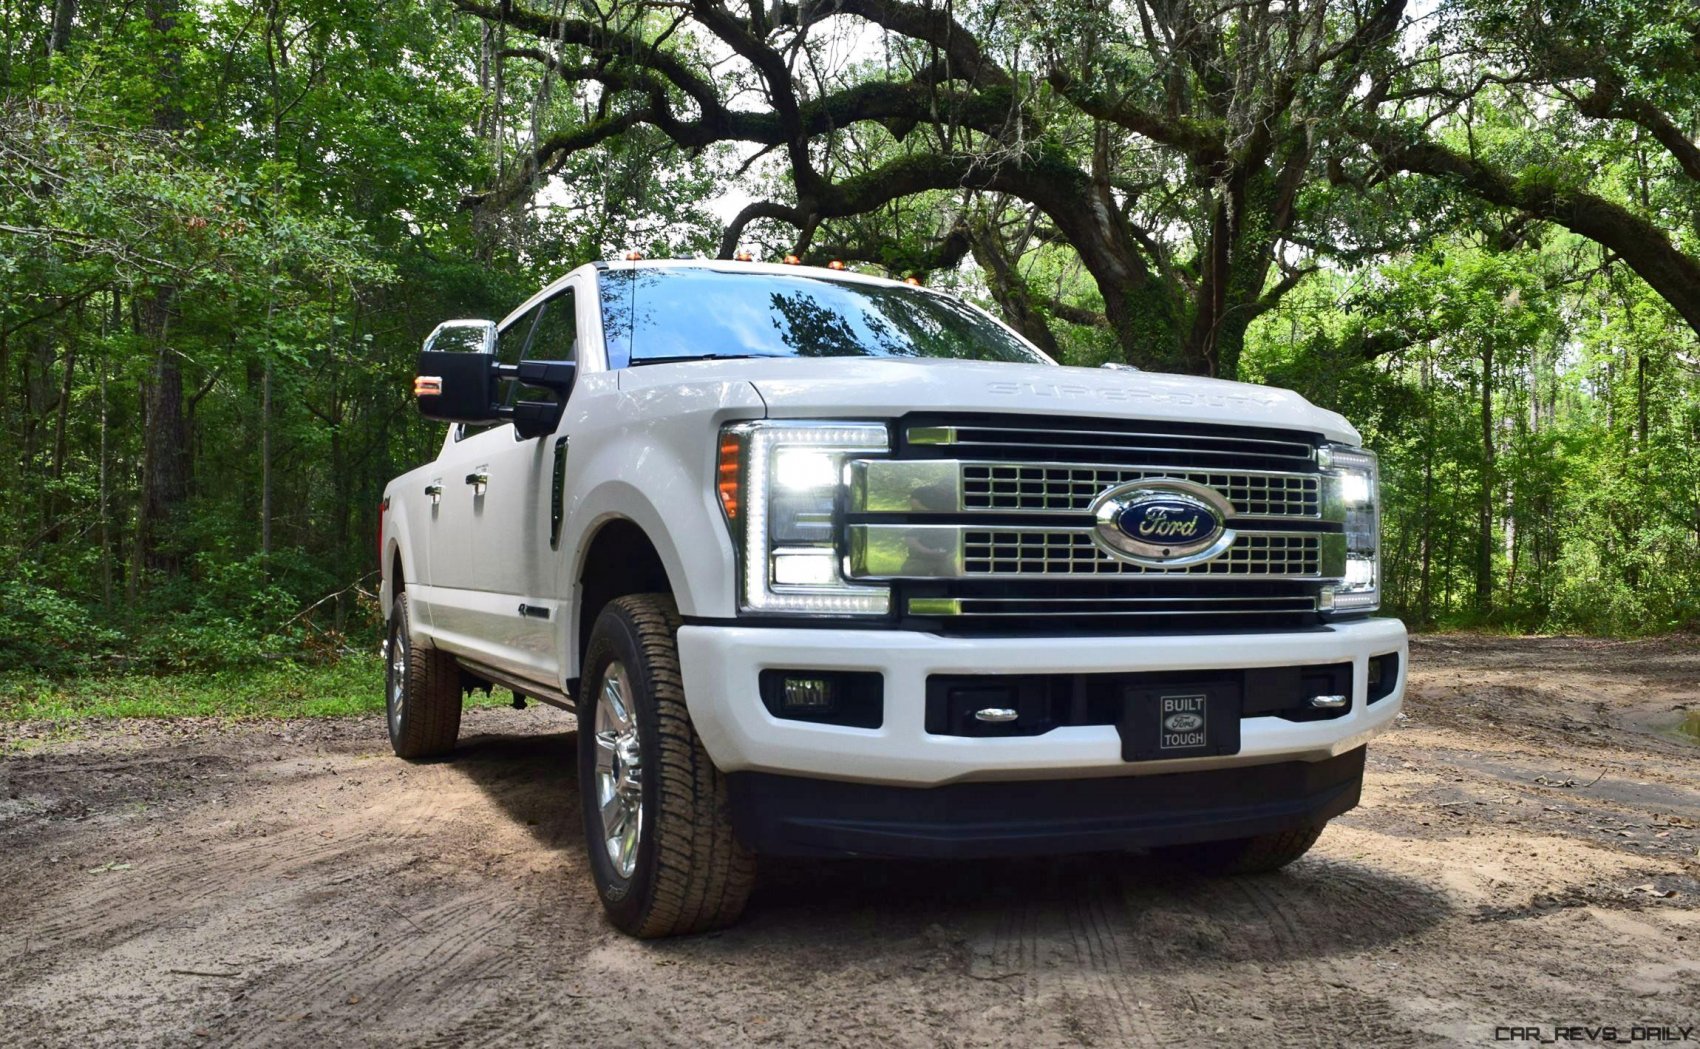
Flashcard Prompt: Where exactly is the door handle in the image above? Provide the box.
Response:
[424,482,443,506]
[464,471,489,496]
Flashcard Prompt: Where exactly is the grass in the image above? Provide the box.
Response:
[0,654,509,722]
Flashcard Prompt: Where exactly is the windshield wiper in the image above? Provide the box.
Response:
[628,353,787,366]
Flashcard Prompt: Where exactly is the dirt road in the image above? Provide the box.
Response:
[3,636,1698,1047]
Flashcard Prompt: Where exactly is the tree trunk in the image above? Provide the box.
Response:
[1475,343,1495,614]
[968,225,1062,358]
[1636,346,1648,454]
[51,329,76,482]
[135,0,187,584]
[137,286,187,580]
[99,357,111,610]
[261,363,273,557]
[49,0,78,53]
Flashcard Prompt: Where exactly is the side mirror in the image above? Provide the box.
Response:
[510,360,577,440]
[412,320,578,438]
[416,350,502,423]
[415,320,501,424]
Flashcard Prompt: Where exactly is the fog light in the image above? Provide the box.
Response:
[780,676,835,712]
[758,669,884,728]
[1367,653,1400,704]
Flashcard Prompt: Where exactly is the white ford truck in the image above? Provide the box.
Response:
[380,258,1407,937]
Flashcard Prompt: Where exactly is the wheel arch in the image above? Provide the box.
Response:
[572,515,674,690]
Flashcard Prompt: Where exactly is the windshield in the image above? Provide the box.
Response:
[598,267,1052,368]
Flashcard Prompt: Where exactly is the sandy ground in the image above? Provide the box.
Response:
[2,635,1698,1048]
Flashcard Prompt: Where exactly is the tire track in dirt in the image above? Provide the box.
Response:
[4,640,1700,1048]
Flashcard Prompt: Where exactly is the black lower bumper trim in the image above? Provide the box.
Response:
[726,747,1365,859]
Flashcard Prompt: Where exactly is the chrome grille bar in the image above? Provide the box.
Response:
[963,530,1328,577]
[849,459,1327,519]
[961,462,1320,517]
[847,525,1344,580]
[916,422,1319,466]
[935,594,1319,617]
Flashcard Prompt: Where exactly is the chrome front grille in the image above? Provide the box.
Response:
[844,415,1343,629]
[961,531,1325,577]
[961,463,1319,518]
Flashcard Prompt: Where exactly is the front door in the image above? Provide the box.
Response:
[442,282,582,686]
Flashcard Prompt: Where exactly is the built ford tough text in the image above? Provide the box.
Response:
[379,259,1407,938]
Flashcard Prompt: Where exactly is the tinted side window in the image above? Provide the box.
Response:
[527,289,577,362]
[496,303,543,366]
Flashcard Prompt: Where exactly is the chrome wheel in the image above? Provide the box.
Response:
[386,627,407,737]
[593,660,644,879]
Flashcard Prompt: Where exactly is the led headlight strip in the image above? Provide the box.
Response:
[725,421,892,616]
[1320,444,1380,613]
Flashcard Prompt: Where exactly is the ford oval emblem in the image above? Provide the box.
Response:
[1090,480,1232,567]
[1164,711,1204,733]
[1116,498,1216,545]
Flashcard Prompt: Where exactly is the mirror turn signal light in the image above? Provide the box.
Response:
[414,376,443,397]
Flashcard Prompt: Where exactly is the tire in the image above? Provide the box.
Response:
[1156,823,1325,876]
[577,594,755,938]
[384,592,462,759]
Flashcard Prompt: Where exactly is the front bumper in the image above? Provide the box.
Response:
[726,748,1366,858]
[677,617,1407,787]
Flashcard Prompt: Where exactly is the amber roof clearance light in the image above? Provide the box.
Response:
[827,259,846,270]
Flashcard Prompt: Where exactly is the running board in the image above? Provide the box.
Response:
[455,657,575,712]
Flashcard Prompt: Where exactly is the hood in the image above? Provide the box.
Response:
[620,356,1359,444]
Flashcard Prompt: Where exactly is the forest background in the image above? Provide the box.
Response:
[2,0,1695,692]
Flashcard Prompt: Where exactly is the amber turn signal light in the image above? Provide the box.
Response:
[717,432,743,522]
[414,376,443,397]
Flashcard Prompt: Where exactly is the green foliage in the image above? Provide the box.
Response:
[1247,234,1700,635]
[0,573,125,676]
[1,0,725,678]
[1,0,1696,679]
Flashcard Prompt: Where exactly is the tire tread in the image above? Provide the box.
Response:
[390,592,462,759]
[588,594,755,938]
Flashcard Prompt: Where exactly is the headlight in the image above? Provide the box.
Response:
[1320,444,1379,613]
[718,421,891,615]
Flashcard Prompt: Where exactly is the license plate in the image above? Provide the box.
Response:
[1118,682,1242,761]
